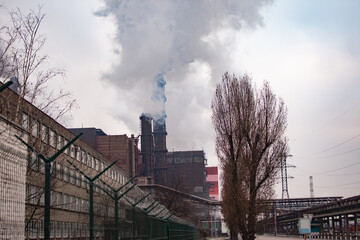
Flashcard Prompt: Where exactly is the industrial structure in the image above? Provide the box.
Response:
[0,81,200,239]
[68,128,140,179]
[166,150,209,199]
[259,195,360,239]
[206,166,219,201]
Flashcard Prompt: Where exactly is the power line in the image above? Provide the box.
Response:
[300,133,360,158]
[298,147,360,160]
[306,100,360,137]
[320,172,360,177]
[313,161,360,175]
[318,180,360,189]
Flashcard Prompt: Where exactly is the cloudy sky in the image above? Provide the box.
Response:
[1,0,359,199]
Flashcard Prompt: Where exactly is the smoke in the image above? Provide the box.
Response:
[95,0,272,84]
[94,0,273,159]
[152,73,166,124]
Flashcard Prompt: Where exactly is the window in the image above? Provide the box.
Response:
[50,162,56,176]
[39,160,45,174]
[56,192,62,208]
[31,120,39,138]
[82,223,87,237]
[29,152,38,171]
[29,219,37,238]
[64,139,69,154]
[194,186,204,193]
[87,153,91,167]
[76,146,81,161]
[63,194,69,209]
[22,112,29,131]
[41,124,49,143]
[51,190,56,206]
[95,158,100,171]
[81,199,85,212]
[50,221,54,238]
[76,197,80,212]
[91,156,95,169]
[40,190,44,205]
[76,223,80,237]
[56,163,62,180]
[83,200,89,212]
[82,150,87,164]
[69,169,75,184]
[30,185,38,205]
[70,145,75,158]
[57,135,63,150]
[194,156,204,163]
[70,222,75,237]
[76,172,81,186]
[63,222,68,238]
[39,220,44,238]
[69,195,75,210]
[56,222,62,238]
[49,129,56,148]
[81,175,86,188]
[101,162,104,171]
[63,166,69,182]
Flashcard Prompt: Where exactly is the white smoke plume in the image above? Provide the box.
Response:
[94,0,273,160]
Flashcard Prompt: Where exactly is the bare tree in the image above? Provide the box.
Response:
[212,72,289,240]
[156,175,200,224]
[0,6,76,121]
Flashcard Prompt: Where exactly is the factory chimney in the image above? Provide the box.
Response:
[152,74,168,186]
[310,176,314,198]
[140,114,154,184]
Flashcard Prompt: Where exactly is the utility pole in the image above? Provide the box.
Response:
[281,155,294,199]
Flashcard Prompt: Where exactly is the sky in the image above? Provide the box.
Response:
[1,0,359,199]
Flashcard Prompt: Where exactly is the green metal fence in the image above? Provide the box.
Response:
[15,133,201,240]
[115,208,200,240]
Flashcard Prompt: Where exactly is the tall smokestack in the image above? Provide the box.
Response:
[152,74,168,185]
[140,114,154,183]
[310,176,314,198]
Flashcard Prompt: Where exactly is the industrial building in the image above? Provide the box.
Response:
[206,166,219,201]
[0,82,196,239]
[166,151,209,199]
[68,128,140,179]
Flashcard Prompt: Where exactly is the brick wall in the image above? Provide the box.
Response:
[96,135,130,176]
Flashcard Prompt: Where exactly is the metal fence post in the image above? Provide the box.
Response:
[0,80,13,92]
[16,133,82,240]
[67,159,117,240]
[93,177,136,240]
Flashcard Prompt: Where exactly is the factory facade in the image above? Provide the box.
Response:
[0,83,178,239]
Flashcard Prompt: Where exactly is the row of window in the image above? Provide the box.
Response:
[166,156,206,164]
[29,157,120,195]
[27,220,105,239]
[23,112,126,184]
[26,184,118,217]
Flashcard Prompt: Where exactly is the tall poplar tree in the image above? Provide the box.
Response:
[212,72,289,240]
